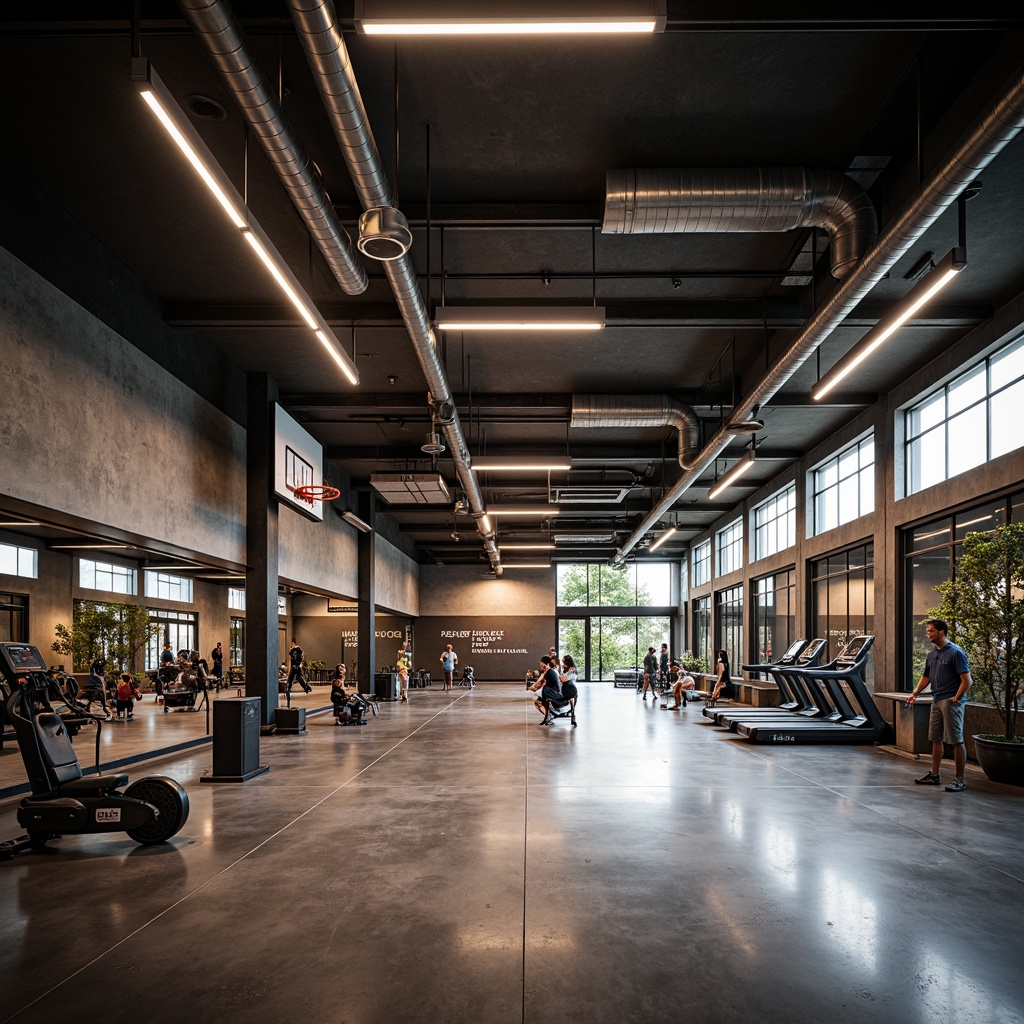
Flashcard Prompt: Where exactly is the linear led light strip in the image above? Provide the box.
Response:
[707,451,755,500]
[648,526,677,552]
[132,59,359,386]
[435,306,605,331]
[360,21,659,34]
[813,248,966,401]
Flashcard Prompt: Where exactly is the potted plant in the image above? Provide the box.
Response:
[931,522,1024,784]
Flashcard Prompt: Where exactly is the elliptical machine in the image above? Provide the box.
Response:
[0,642,190,859]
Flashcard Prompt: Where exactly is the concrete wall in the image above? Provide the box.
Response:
[419,565,554,616]
[1,245,247,564]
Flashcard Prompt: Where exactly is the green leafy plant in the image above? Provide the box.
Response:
[680,651,708,675]
[52,600,160,674]
[931,522,1024,743]
[308,659,325,671]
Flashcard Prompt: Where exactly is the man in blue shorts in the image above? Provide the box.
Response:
[908,618,973,792]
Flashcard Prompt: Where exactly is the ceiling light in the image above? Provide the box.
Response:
[435,306,605,331]
[813,247,966,400]
[488,505,561,516]
[132,58,359,387]
[725,404,765,434]
[648,526,677,552]
[49,543,128,550]
[0,521,41,528]
[355,1,665,35]
[499,543,556,550]
[471,456,573,472]
[340,510,373,534]
[501,561,552,569]
[707,450,756,500]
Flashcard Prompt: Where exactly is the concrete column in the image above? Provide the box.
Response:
[356,491,376,694]
[245,373,279,727]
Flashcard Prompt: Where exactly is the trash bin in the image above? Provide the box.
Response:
[374,672,399,700]
[202,696,269,783]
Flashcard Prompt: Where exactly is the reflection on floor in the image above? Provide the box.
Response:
[2,682,1022,1024]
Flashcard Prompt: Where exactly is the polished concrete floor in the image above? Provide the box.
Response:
[2,683,1023,1024]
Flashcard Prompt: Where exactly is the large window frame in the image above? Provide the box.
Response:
[751,484,796,562]
[809,542,874,662]
[811,434,875,536]
[904,333,1024,496]
[0,542,38,580]
[715,584,744,674]
[691,540,711,587]
[80,558,137,596]
[145,608,198,669]
[715,519,743,576]
[144,570,193,604]
[751,568,797,668]
[691,595,711,671]
[556,562,673,607]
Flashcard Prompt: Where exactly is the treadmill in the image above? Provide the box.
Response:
[735,635,888,743]
[708,638,828,729]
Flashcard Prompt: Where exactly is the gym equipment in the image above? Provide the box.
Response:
[0,642,189,859]
[706,638,828,728]
[733,635,892,744]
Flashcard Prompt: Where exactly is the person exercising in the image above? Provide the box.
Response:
[529,655,562,724]
[287,639,311,694]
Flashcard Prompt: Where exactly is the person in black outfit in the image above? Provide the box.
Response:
[528,655,561,724]
[210,642,224,691]
[641,646,659,701]
[287,640,311,694]
[83,656,112,719]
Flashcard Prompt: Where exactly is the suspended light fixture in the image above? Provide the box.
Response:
[421,429,447,455]
[488,505,562,516]
[707,449,756,500]
[813,247,967,400]
[131,59,360,386]
[435,306,605,331]
[354,1,666,35]
[648,526,678,552]
[471,456,573,472]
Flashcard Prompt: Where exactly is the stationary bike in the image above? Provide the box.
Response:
[0,642,190,859]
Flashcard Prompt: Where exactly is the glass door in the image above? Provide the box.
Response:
[558,617,588,679]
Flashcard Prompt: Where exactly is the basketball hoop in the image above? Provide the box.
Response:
[293,484,341,507]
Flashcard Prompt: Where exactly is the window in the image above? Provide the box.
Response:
[809,542,874,661]
[0,542,38,579]
[145,571,193,603]
[230,616,245,667]
[80,558,136,595]
[0,593,28,642]
[145,609,198,670]
[751,569,797,667]
[715,519,743,576]
[555,563,672,607]
[692,595,711,672]
[901,488,1023,690]
[811,434,874,535]
[715,584,744,673]
[752,484,795,561]
[691,540,711,587]
[905,334,1024,495]
[228,587,246,611]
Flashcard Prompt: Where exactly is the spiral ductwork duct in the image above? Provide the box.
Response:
[286,0,501,574]
[612,62,1024,565]
[603,167,877,279]
[571,395,700,469]
[176,0,368,296]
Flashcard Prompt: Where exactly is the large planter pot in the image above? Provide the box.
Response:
[972,734,1024,786]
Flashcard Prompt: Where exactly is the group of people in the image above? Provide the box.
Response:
[635,643,733,711]
[527,646,578,723]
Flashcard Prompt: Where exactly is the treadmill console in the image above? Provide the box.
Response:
[776,639,808,665]
[797,639,828,665]
[836,634,873,665]
[0,642,48,684]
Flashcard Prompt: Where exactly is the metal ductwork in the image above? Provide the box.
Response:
[176,0,367,296]
[603,168,877,279]
[285,0,501,574]
[612,63,1024,565]
[571,395,700,469]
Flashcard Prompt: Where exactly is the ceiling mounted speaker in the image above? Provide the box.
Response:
[357,206,413,260]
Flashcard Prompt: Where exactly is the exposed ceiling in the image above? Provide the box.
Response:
[2,3,1024,576]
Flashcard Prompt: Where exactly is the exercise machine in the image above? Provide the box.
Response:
[734,635,891,744]
[0,642,190,859]
[707,638,829,729]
